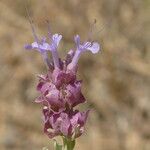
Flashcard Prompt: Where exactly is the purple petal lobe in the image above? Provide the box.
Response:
[50,34,62,50]
[53,34,62,47]
[65,81,86,107]
[86,42,100,53]
[43,109,89,139]
[24,44,33,50]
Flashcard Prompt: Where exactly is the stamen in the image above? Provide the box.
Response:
[46,20,52,40]
[87,19,97,41]
[96,20,111,34]
[25,5,39,43]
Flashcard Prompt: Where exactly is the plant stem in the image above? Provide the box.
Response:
[54,137,75,150]
[62,137,75,150]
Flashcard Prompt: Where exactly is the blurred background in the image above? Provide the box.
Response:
[0,0,150,150]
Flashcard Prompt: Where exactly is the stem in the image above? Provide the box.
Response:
[62,137,75,150]
[54,137,75,150]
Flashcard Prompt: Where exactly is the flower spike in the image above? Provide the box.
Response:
[25,23,101,149]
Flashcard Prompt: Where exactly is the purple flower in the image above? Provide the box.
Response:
[25,26,100,140]
[43,108,89,139]
[52,68,76,88]
[48,34,62,69]
[35,69,85,112]
[74,35,100,53]
[25,37,49,53]
[25,34,62,52]
[49,34,62,51]
[67,35,100,70]
[65,81,86,107]
[25,33,62,68]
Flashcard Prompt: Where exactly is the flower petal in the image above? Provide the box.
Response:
[31,42,39,48]
[86,42,100,54]
[24,44,33,50]
[52,34,62,47]
[65,81,86,107]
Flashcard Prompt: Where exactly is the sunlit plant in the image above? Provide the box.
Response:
[25,19,100,150]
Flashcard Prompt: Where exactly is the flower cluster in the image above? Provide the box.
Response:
[25,27,100,140]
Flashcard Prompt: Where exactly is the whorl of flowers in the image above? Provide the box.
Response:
[25,23,100,141]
